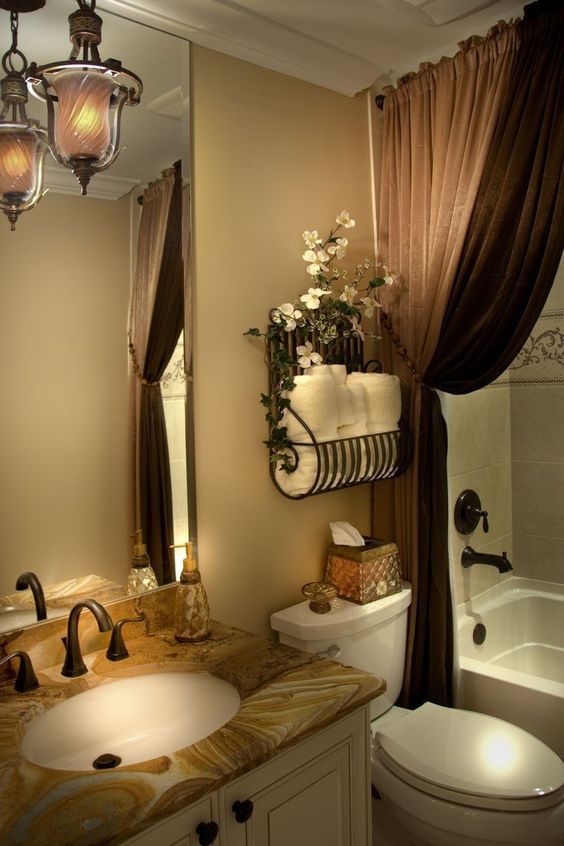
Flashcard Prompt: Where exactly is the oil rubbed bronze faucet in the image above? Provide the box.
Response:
[461,546,513,574]
[0,651,39,692]
[61,599,113,678]
[15,571,47,622]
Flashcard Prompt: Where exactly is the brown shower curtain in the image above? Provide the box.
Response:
[377,0,563,707]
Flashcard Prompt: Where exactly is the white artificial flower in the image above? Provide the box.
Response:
[327,237,348,259]
[300,287,326,309]
[360,295,378,318]
[303,248,329,275]
[297,341,323,369]
[277,302,302,331]
[349,315,365,341]
[336,210,356,229]
[382,265,396,285]
[339,284,358,305]
[303,230,322,249]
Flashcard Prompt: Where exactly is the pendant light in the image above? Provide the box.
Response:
[0,4,49,231]
[27,0,142,196]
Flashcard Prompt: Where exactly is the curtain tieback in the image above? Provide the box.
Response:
[380,309,427,387]
[128,339,160,387]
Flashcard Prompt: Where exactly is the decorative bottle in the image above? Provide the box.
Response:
[127,529,159,595]
[172,542,210,642]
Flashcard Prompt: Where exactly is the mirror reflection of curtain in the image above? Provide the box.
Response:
[129,164,184,584]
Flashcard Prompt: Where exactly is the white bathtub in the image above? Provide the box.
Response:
[457,577,564,759]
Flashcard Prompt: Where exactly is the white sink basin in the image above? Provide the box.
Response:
[0,606,66,634]
[22,672,241,771]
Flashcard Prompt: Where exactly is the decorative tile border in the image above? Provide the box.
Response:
[161,338,187,400]
[509,309,564,386]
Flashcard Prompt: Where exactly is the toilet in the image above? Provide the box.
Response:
[270,585,564,846]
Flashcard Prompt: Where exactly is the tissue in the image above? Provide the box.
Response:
[330,521,365,547]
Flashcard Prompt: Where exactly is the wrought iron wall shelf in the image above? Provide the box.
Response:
[266,323,411,500]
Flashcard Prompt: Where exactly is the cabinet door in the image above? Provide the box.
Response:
[123,794,220,846]
[222,707,370,846]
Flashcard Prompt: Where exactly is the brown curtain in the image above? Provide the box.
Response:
[377,23,521,707]
[378,0,563,708]
[129,165,184,584]
[427,0,564,393]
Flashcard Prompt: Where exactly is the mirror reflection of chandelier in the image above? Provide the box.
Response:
[0,2,49,230]
[27,0,142,196]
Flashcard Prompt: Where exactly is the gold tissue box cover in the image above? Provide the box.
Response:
[325,538,402,604]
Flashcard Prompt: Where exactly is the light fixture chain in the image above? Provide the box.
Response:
[2,12,27,76]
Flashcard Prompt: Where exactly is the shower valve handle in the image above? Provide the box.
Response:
[470,505,489,534]
[454,490,489,535]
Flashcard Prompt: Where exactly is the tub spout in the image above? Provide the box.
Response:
[461,546,513,573]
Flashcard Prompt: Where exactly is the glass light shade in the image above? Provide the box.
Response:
[51,69,116,162]
[0,128,38,196]
[0,124,49,229]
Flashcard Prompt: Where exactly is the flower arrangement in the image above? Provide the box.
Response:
[245,211,396,469]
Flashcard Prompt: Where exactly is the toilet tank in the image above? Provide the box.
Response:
[271,584,411,719]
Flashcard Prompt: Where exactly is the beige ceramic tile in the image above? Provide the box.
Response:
[443,387,510,478]
[512,460,564,539]
[510,386,564,462]
[513,532,564,583]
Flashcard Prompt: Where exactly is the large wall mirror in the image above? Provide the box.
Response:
[0,0,192,632]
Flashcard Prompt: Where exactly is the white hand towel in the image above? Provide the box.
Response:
[335,385,356,427]
[336,422,369,480]
[347,382,368,425]
[347,372,401,429]
[304,363,347,384]
[282,374,338,442]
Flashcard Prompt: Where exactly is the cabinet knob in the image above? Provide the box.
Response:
[196,821,219,844]
[232,799,254,823]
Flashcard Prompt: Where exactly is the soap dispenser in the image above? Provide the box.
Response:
[172,542,210,642]
[127,530,159,595]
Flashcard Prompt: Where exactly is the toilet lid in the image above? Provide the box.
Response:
[376,703,564,801]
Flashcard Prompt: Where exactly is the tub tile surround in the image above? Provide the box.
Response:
[0,585,384,846]
[444,387,514,605]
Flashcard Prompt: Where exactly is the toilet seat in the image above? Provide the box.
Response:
[374,702,564,812]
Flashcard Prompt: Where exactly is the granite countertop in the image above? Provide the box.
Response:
[0,591,384,846]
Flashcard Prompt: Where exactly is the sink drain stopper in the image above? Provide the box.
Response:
[93,753,122,770]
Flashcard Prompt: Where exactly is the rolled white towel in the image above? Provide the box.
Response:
[335,385,356,427]
[304,363,347,384]
[347,382,368,425]
[275,447,317,496]
[347,372,401,429]
[282,374,338,442]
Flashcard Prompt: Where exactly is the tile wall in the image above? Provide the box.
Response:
[444,256,564,604]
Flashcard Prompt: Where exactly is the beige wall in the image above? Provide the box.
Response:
[191,46,375,638]
[0,193,131,595]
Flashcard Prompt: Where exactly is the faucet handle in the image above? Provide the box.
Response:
[106,614,145,661]
[0,651,39,693]
[454,490,489,534]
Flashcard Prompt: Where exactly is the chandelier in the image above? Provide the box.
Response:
[27,0,142,196]
[0,4,49,230]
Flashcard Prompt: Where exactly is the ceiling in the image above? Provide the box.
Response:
[100,0,526,95]
[3,0,526,196]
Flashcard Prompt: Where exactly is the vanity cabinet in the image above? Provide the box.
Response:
[123,707,370,846]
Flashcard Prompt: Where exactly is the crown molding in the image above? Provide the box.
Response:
[99,0,383,97]
[44,165,141,201]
